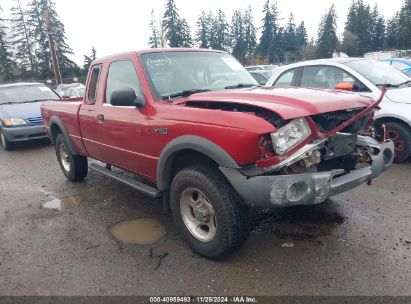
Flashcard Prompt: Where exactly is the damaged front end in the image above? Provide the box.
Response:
[220,89,395,208]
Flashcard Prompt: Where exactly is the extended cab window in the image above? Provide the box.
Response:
[274,69,296,86]
[105,60,142,104]
[87,65,102,104]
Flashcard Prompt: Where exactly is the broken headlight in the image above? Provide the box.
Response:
[271,118,311,154]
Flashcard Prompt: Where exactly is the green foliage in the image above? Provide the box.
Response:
[316,5,338,58]
[82,46,97,76]
[149,9,162,48]
[0,7,15,81]
[162,0,192,47]
[210,9,230,51]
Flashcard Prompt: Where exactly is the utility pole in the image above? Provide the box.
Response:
[43,10,62,85]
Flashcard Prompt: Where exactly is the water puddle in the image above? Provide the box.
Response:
[109,218,166,245]
[42,195,84,210]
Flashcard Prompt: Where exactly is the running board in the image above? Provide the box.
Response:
[89,163,162,198]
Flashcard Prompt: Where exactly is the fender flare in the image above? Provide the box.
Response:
[49,116,78,155]
[156,135,240,191]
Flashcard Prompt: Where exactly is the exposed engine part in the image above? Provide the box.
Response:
[311,109,371,134]
[281,149,322,174]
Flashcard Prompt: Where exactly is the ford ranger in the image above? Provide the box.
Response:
[41,49,394,260]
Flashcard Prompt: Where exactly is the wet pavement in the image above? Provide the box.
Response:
[0,140,410,296]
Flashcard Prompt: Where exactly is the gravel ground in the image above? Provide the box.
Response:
[0,140,410,296]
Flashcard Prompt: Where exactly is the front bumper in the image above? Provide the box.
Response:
[220,137,394,208]
[2,125,48,142]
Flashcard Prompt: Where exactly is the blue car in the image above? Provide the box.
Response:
[0,82,60,150]
[382,59,411,77]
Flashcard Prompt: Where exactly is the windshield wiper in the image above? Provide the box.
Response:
[375,83,400,88]
[397,79,411,87]
[161,89,211,100]
[224,83,260,89]
[0,99,49,105]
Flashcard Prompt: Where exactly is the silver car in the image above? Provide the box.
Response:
[266,58,411,162]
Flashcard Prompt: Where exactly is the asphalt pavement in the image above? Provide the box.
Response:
[0,140,410,296]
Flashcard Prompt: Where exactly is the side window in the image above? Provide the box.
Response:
[274,69,296,86]
[87,65,102,104]
[105,60,142,104]
[251,73,267,85]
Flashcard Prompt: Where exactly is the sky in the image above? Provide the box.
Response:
[0,0,405,65]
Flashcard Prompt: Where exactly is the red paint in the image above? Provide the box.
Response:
[41,49,376,183]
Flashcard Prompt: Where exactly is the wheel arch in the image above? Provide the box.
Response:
[156,135,240,191]
[375,115,411,130]
[49,116,79,155]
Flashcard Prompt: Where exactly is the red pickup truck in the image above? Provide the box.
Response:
[41,49,394,259]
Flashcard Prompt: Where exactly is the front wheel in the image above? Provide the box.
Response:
[170,165,249,260]
[0,130,13,151]
[55,133,88,181]
[385,122,411,163]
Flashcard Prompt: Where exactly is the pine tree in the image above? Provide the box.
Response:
[397,0,411,49]
[83,46,97,75]
[296,21,308,47]
[196,11,210,48]
[386,13,399,49]
[27,0,77,79]
[345,0,373,55]
[230,9,245,63]
[270,1,281,62]
[370,5,385,51]
[243,7,257,59]
[10,0,36,78]
[317,5,338,58]
[209,9,230,51]
[257,0,274,63]
[0,6,14,81]
[149,9,162,48]
[162,0,192,47]
[283,13,297,52]
[341,31,360,56]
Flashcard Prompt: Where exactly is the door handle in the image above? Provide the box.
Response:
[96,114,104,122]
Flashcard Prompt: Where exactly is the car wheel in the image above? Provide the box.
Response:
[170,165,249,260]
[55,133,88,181]
[0,130,13,151]
[385,122,411,163]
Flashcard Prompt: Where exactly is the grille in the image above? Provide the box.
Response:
[311,109,364,133]
[27,117,43,125]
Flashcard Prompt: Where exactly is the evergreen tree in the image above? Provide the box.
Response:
[0,6,14,81]
[195,11,210,48]
[386,13,399,49]
[296,21,308,47]
[149,9,162,48]
[397,0,411,49]
[209,9,230,51]
[345,0,373,55]
[270,1,281,62]
[162,0,192,47]
[341,31,360,56]
[317,5,338,58]
[10,0,36,78]
[370,5,385,51]
[27,0,77,79]
[283,13,297,52]
[243,7,257,59]
[83,46,97,75]
[257,0,275,63]
[230,9,245,63]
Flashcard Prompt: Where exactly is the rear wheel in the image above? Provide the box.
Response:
[170,165,249,260]
[385,122,411,162]
[0,130,13,151]
[55,133,88,181]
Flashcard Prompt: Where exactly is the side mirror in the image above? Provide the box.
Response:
[335,82,354,91]
[110,88,146,108]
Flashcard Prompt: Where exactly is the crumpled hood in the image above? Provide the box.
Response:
[0,101,42,120]
[184,87,374,119]
[385,87,411,104]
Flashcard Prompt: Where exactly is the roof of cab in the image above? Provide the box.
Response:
[92,48,226,64]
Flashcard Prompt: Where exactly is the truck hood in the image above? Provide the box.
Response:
[183,87,373,119]
[385,87,411,104]
[0,101,42,120]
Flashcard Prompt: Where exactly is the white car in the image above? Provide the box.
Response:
[266,58,411,162]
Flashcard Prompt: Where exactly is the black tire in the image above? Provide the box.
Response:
[55,133,88,181]
[0,129,13,151]
[170,165,249,260]
[385,121,411,163]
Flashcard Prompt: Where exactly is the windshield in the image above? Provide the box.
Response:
[0,84,59,104]
[345,59,410,87]
[141,51,258,99]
